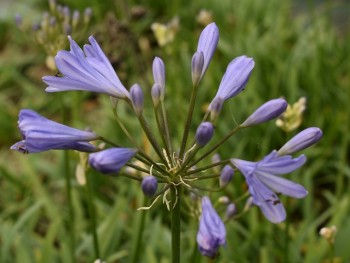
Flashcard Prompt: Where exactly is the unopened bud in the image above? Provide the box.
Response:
[225,203,237,219]
[241,98,287,127]
[84,7,93,24]
[72,10,80,28]
[151,84,161,107]
[130,84,144,116]
[191,51,204,86]
[209,97,224,121]
[141,176,158,197]
[195,122,214,147]
[219,165,234,187]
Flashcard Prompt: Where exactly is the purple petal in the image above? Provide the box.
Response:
[152,57,165,98]
[246,175,286,223]
[257,172,308,198]
[257,152,307,174]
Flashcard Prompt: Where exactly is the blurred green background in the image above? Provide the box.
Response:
[0,0,349,262]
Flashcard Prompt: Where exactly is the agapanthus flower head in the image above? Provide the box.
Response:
[231,151,307,223]
[141,176,158,197]
[195,122,214,147]
[196,22,219,81]
[152,57,165,99]
[42,36,130,99]
[88,148,137,174]
[11,109,99,153]
[209,56,254,111]
[197,196,226,258]
[241,98,288,127]
[278,127,323,155]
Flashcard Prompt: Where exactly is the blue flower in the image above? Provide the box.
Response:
[11,109,99,153]
[278,127,323,155]
[42,36,130,99]
[209,55,254,111]
[195,22,219,81]
[152,57,166,99]
[195,122,214,147]
[231,150,307,223]
[88,148,136,174]
[197,196,226,258]
[141,176,158,197]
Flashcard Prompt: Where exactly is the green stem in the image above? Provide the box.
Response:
[171,186,181,263]
[179,83,200,159]
[129,196,147,263]
[63,151,75,262]
[183,160,230,176]
[86,171,100,259]
[154,105,171,161]
[160,100,173,155]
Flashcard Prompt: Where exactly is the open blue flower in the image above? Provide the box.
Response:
[43,36,130,99]
[231,150,307,223]
[11,109,99,153]
[197,196,226,258]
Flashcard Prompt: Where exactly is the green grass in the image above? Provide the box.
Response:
[1,0,349,262]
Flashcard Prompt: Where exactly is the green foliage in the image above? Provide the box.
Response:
[1,0,349,262]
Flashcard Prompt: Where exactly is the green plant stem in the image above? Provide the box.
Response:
[160,100,173,155]
[171,186,181,263]
[183,160,230,176]
[154,105,171,160]
[129,196,147,263]
[179,83,199,159]
[63,151,76,262]
[86,171,100,259]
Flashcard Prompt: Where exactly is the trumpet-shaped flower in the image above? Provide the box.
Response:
[278,127,323,155]
[209,56,254,110]
[231,151,307,223]
[11,109,99,153]
[195,22,219,81]
[89,148,136,174]
[197,196,226,258]
[43,36,130,99]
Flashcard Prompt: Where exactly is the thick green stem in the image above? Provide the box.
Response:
[171,186,181,263]
[86,172,100,259]
[129,196,147,263]
[63,151,76,262]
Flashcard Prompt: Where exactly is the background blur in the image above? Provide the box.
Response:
[0,0,349,262]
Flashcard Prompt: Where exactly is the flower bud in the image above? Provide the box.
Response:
[72,10,80,28]
[241,98,287,127]
[89,148,136,174]
[130,84,144,116]
[278,127,323,155]
[141,176,158,197]
[152,57,165,99]
[15,13,22,28]
[84,7,93,24]
[225,203,237,219]
[218,196,230,204]
[191,51,204,86]
[195,122,214,147]
[151,84,162,107]
[219,165,234,187]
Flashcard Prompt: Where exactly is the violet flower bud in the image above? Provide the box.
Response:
[191,51,204,86]
[141,176,158,197]
[241,98,288,127]
[278,127,323,155]
[72,10,80,28]
[197,196,226,258]
[225,203,237,219]
[195,122,214,147]
[89,148,136,174]
[152,57,165,99]
[15,13,22,28]
[130,84,144,116]
[84,7,93,24]
[219,165,234,187]
[196,22,219,81]
[209,97,224,121]
[151,84,162,107]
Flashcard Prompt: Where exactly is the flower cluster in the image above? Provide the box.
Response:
[11,22,322,259]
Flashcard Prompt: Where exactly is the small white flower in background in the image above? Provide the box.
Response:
[151,17,179,47]
[319,225,337,244]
